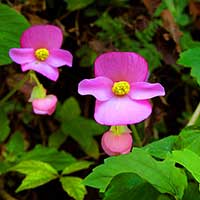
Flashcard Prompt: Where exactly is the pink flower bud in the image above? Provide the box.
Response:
[101,130,133,156]
[32,94,57,115]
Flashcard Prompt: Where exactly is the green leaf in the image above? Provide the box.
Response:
[19,145,76,171]
[172,149,200,183]
[183,182,200,200]
[60,176,87,200]
[10,160,58,192]
[104,173,160,200]
[48,131,68,149]
[56,97,81,121]
[0,3,29,65]
[177,47,200,85]
[143,136,177,159]
[6,131,25,154]
[0,108,10,142]
[175,126,200,155]
[62,160,93,175]
[84,148,187,199]
[65,0,94,11]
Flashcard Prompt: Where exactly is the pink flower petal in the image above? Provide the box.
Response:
[129,82,165,100]
[101,131,133,156]
[21,61,59,81]
[32,94,57,115]
[94,96,152,125]
[78,77,114,101]
[20,25,63,49]
[46,49,73,67]
[9,48,35,64]
[95,52,148,82]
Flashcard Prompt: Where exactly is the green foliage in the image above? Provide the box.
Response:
[178,47,200,85]
[56,97,107,158]
[0,3,29,65]
[0,107,10,142]
[60,176,87,200]
[183,183,200,200]
[104,173,160,200]
[65,0,95,11]
[84,148,187,199]
[10,160,58,192]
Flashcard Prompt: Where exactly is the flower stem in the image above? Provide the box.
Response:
[187,101,200,126]
[130,125,142,147]
[0,72,30,106]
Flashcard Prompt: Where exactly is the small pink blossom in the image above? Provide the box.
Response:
[78,52,165,125]
[9,25,73,81]
[101,129,133,156]
[32,94,57,115]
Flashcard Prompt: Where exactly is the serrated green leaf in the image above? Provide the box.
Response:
[10,160,58,192]
[0,108,10,142]
[19,145,76,171]
[177,47,200,85]
[65,0,94,11]
[62,160,93,175]
[0,3,29,65]
[143,136,178,159]
[104,173,160,200]
[60,176,87,200]
[84,148,187,199]
[172,149,200,183]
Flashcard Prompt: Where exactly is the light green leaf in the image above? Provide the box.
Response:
[84,148,187,199]
[10,160,58,192]
[0,108,10,142]
[0,3,29,65]
[62,160,93,175]
[104,173,160,200]
[60,176,87,200]
[172,149,200,183]
[177,47,200,85]
[143,136,177,159]
[65,0,94,11]
[19,145,76,171]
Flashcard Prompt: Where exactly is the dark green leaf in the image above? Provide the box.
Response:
[65,0,95,11]
[0,108,10,142]
[104,173,160,200]
[183,182,200,200]
[48,131,68,149]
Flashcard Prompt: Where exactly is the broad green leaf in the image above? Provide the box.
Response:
[175,126,200,155]
[0,4,29,65]
[84,148,187,199]
[104,173,160,200]
[60,176,87,200]
[10,160,58,192]
[56,97,81,121]
[172,149,200,183]
[143,136,177,159]
[65,0,94,11]
[6,131,25,154]
[183,182,200,200]
[177,47,200,85]
[19,145,76,171]
[48,131,68,149]
[0,108,10,142]
[62,160,93,175]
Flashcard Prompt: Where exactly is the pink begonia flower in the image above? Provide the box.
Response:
[101,129,133,156]
[32,94,57,115]
[9,25,73,81]
[78,52,165,125]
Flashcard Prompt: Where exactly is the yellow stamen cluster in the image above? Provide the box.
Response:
[112,81,130,96]
[35,48,49,61]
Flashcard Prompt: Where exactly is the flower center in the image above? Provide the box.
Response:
[35,48,49,61]
[112,81,130,96]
